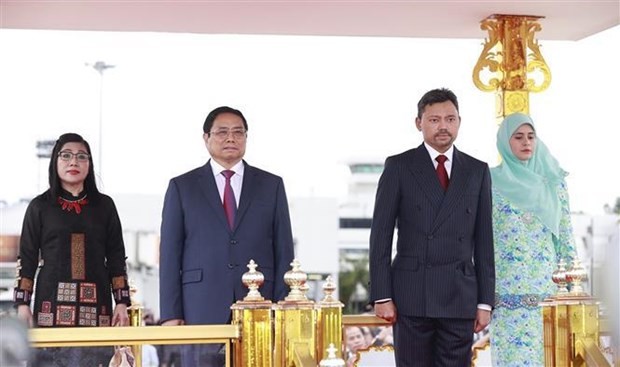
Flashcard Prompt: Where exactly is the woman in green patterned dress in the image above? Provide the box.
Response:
[490,113,578,366]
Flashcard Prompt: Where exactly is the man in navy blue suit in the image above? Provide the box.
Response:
[369,89,495,366]
[159,106,295,366]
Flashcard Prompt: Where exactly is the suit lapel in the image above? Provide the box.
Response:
[198,161,231,230]
[431,148,472,231]
[235,161,256,230]
[406,144,444,211]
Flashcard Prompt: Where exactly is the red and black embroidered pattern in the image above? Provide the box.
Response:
[111,274,131,305]
[71,233,86,280]
[58,195,88,214]
[13,259,33,305]
[38,301,54,327]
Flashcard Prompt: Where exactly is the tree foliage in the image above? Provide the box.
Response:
[338,255,370,314]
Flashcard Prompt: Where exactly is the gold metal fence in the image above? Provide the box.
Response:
[29,325,239,367]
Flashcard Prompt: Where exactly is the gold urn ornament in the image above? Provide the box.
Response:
[551,258,569,297]
[283,258,309,302]
[565,257,589,296]
[241,259,265,301]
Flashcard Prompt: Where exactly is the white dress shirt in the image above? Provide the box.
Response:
[210,159,244,207]
[424,142,454,177]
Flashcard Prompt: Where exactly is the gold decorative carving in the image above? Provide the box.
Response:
[473,14,552,117]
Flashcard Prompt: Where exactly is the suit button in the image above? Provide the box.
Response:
[427,235,434,240]
[466,208,472,214]
[230,240,237,245]
[228,264,234,269]
[426,264,432,269]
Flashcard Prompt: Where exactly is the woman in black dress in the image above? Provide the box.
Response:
[14,133,131,366]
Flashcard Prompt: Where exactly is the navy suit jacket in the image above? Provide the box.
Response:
[369,144,494,319]
[159,160,294,325]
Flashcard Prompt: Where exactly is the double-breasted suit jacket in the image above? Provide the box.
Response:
[369,144,494,319]
[159,160,295,325]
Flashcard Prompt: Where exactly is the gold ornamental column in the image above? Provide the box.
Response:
[473,14,552,119]
[316,276,344,361]
[273,259,317,367]
[541,257,602,367]
[230,260,274,367]
[128,280,143,367]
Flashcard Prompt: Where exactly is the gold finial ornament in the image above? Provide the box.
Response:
[473,14,552,118]
[551,258,569,297]
[565,257,589,296]
[320,276,341,305]
[319,343,346,367]
[284,258,309,302]
[241,259,265,301]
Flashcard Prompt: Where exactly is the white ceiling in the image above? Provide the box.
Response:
[1,0,619,41]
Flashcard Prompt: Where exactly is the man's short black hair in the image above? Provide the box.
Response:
[203,106,248,133]
[417,88,459,119]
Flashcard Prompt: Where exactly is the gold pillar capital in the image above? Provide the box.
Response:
[473,13,552,118]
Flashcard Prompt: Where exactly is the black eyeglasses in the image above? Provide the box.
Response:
[209,128,247,140]
[58,151,90,162]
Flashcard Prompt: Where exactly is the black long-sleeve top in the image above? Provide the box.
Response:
[14,189,130,327]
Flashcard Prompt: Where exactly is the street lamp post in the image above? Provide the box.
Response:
[88,61,115,180]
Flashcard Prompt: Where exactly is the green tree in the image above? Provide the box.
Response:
[338,255,370,314]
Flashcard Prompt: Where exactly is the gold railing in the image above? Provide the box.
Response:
[29,315,611,367]
[580,337,613,367]
[29,324,239,367]
[25,315,384,367]
[26,257,612,367]
[342,314,391,327]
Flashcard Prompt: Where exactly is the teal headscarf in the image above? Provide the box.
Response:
[490,113,567,236]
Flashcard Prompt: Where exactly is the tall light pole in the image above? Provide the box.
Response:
[87,61,115,180]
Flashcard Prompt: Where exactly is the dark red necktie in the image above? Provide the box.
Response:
[222,170,237,229]
[436,155,449,191]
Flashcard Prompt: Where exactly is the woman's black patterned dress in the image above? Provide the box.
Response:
[14,189,131,366]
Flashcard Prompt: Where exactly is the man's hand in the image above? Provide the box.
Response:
[374,301,397,324]
[162,319,185,326]
[474,309,491,333]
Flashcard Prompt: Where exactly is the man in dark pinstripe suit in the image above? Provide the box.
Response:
[369,88,495,366]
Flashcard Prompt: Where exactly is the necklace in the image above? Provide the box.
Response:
[58,195,88,214]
